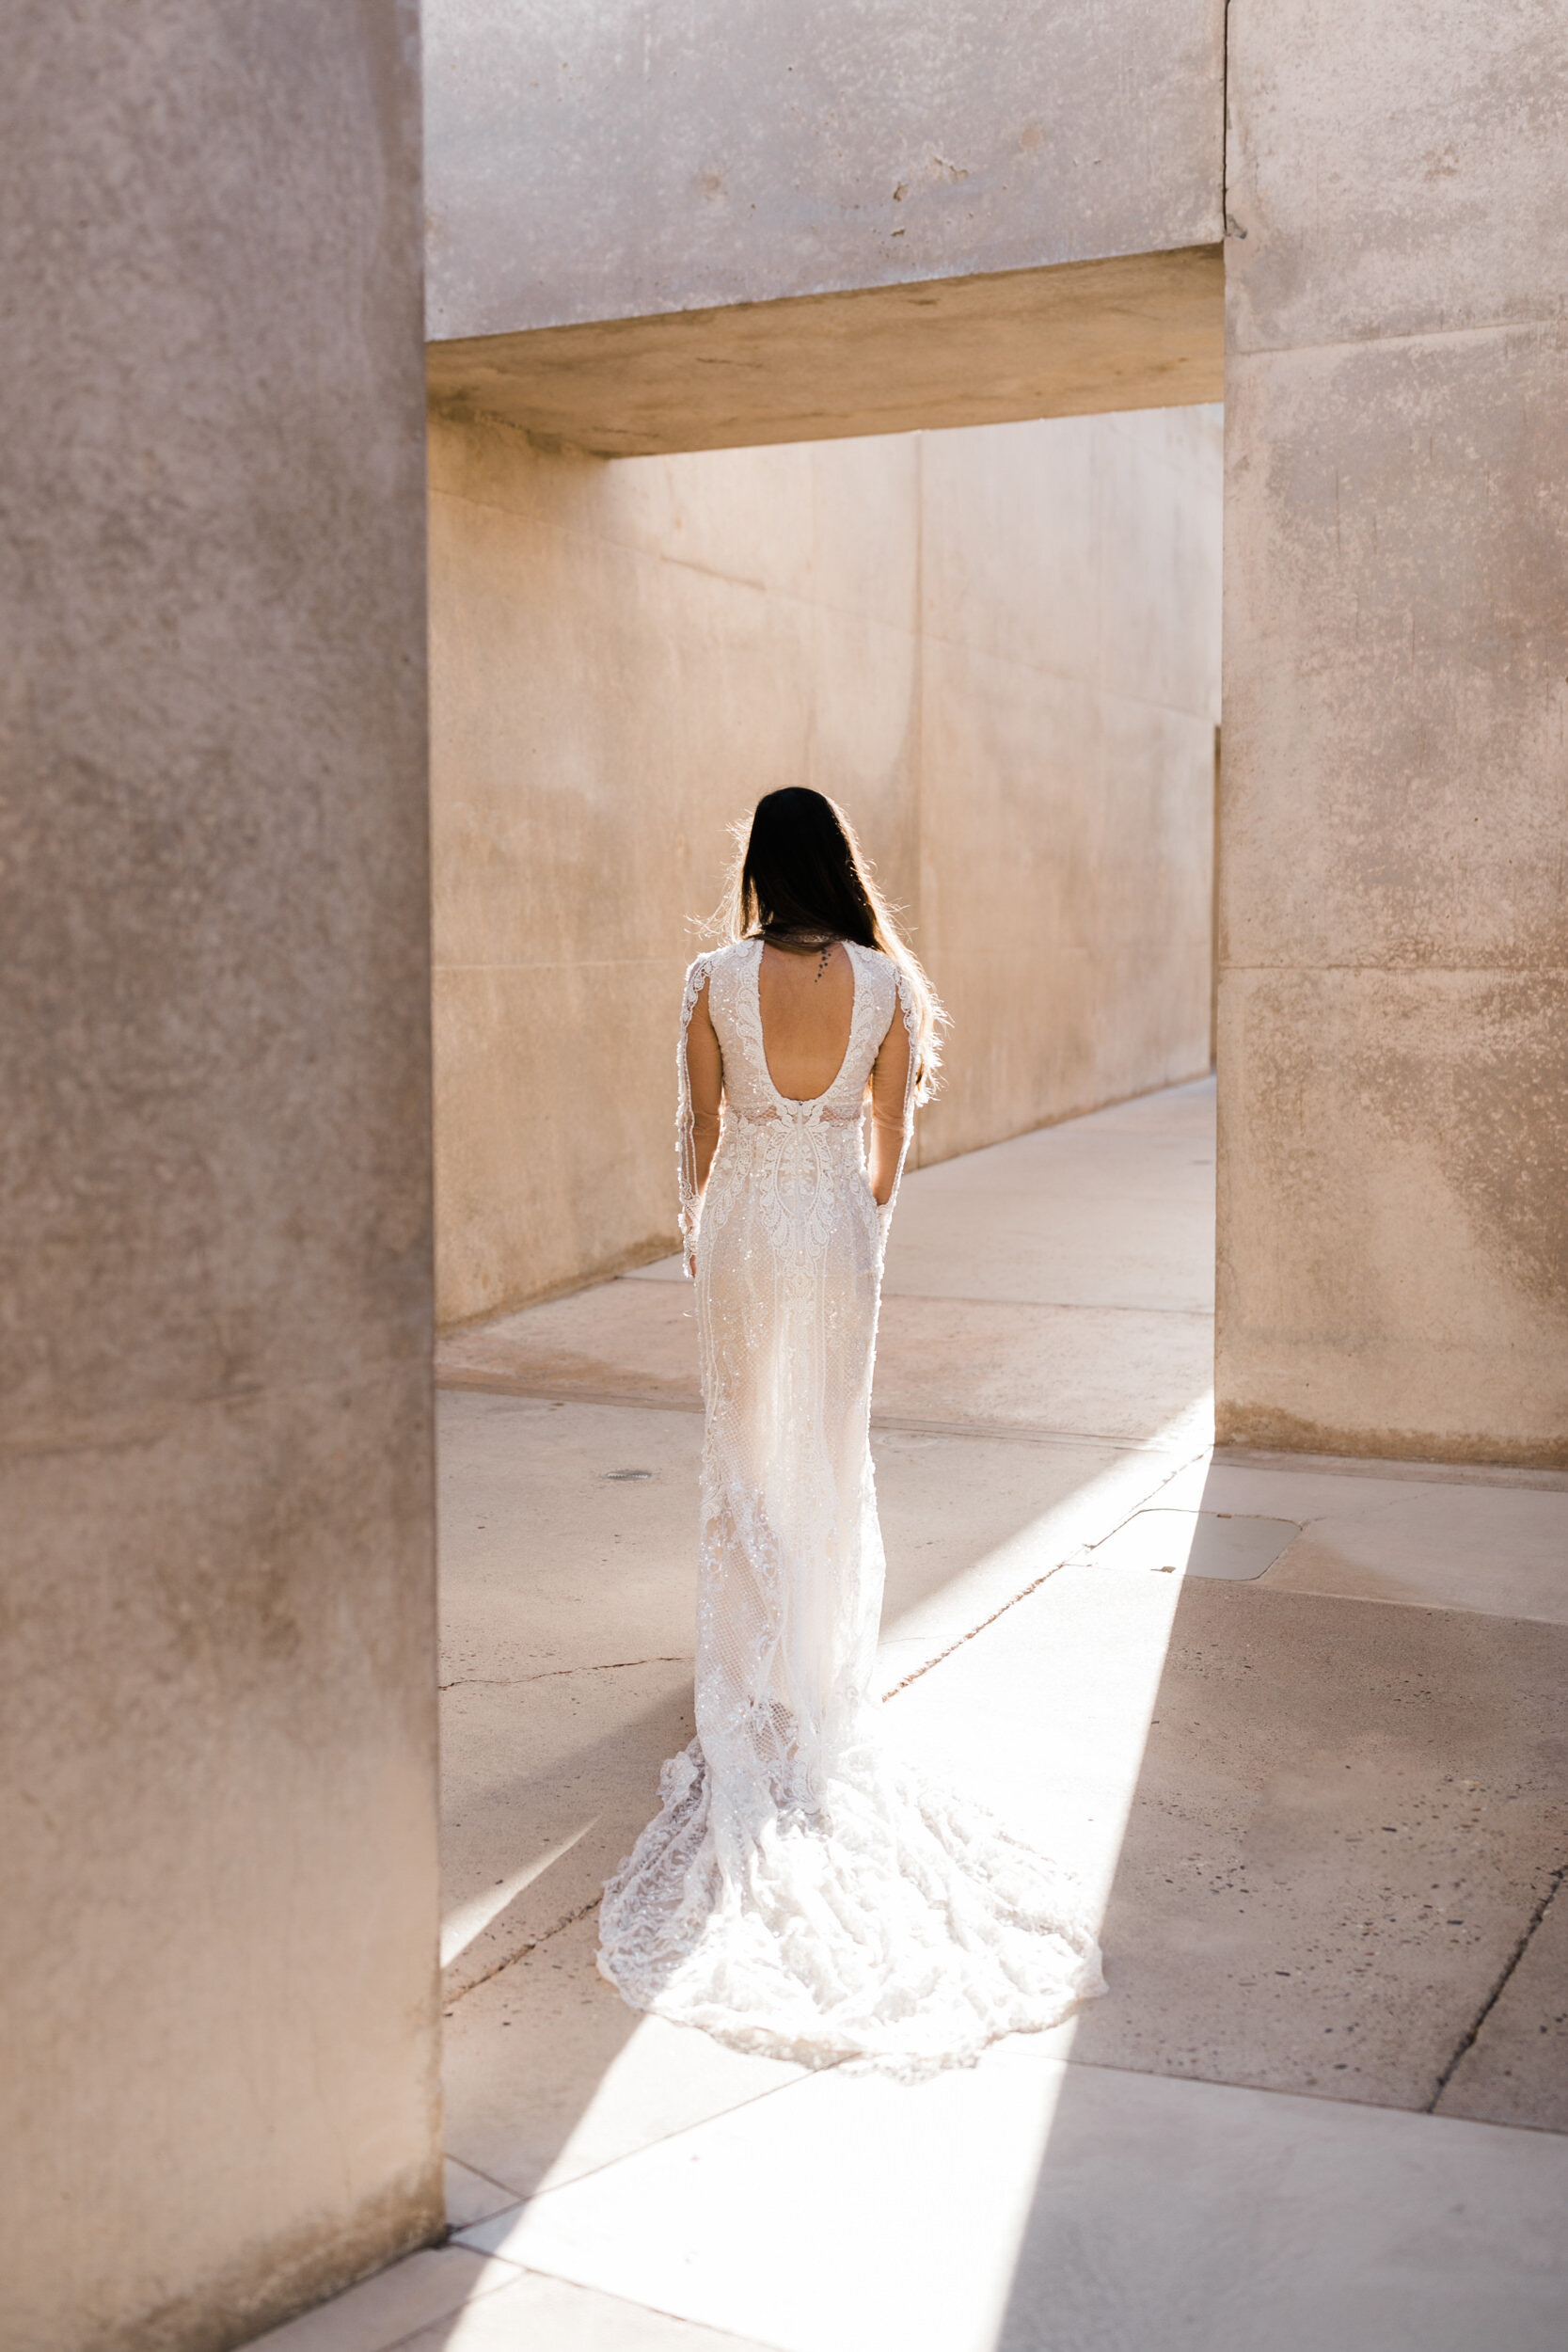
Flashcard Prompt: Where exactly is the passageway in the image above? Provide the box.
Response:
[263,1078,1568,2351]
[17,8,1568,2344]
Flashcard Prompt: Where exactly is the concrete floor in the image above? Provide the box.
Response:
[257,1078,1568,2352]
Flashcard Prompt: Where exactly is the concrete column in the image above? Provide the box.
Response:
[1218,0,1568,1465]
[0,8,441,2348]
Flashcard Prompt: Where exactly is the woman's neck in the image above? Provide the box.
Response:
[760,923,838,953]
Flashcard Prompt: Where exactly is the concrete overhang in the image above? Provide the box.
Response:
[426,244,1224,457]
[422,0,1224,450]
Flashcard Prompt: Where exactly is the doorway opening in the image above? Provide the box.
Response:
[427,399,1224,2201]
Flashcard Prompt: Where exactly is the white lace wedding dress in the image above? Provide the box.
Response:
[597,937,1104,2072]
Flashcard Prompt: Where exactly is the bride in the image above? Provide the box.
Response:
[598,788,1103,2073]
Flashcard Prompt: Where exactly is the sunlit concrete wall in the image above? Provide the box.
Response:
[1218,0,1568,1466]
[430,405,1221,1323]
[0,8,442,2347]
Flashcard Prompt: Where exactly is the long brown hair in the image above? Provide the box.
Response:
[720,787,945,1100]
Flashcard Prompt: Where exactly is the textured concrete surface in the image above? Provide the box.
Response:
[1197,1456,1568,1624]
[429,410,1220,1322]
[438,1283,1212,1451]
[259,2251,769,2352]
[444,2161,520,2233]
[896,1569,1568,2108]
[1218,0,1568,1465]
[248,2251,521,2352]
[443,1911,809,2203]
[0,7,441,2349]
[1226,0,1568,357]
[399,2280,768,2352]
[874,1077,1218,1310]
[422,0,1223,340]
[427,248,1223,456]
[435,1397,699,1999]
[404,2280,768,2352]
[1436,1874,1568,2135]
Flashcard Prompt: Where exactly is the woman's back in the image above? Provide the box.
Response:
[692,938,903,1137]
[755,940,855,1101]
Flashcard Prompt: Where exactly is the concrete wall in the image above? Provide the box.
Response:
[0,8,441,2348]
[1218,0,1568,1465]
[430,405,1221,1325]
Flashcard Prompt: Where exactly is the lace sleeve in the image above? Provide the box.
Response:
[873,968,921,1246]
[676,955,713,1263]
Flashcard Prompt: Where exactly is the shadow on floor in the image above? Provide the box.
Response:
[1064,1572,1568,2109]
[992,1558,1568,2350]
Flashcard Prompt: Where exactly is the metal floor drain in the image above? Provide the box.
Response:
[1089,1507,1302,1581]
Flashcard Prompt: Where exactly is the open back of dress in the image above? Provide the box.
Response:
[597,936,1103,2073]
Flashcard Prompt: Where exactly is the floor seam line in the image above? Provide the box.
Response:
[439,1658,687,1692]
[882,1561,1070,1697]
[444,1895,604,2008]
[1426,1862,1568,2111]
[882,1444,1211,1697]
[1053,2044,1568,2130]
[879,1295,1214,1315]
[447,2152,525,2198]
[460,2065,833,2222]
[508,2262,788,2351]
[436,1380,704,1412]
[375,2258,529,2352]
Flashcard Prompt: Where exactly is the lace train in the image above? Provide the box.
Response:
[600,1736,1105,2075]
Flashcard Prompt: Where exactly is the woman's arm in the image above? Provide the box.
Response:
[867,1002,912,1207]
[684,977,723,1271]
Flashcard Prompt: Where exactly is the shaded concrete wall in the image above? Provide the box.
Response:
[430,405,1220,1324]
[0,8,442,2348]
[1218,0,1568,1466]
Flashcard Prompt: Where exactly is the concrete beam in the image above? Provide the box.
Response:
[423,1,1224,344]
[427,246,1222,456]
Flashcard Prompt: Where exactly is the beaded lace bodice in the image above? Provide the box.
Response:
[597,937,1103,2074]
[676,937,910,1270]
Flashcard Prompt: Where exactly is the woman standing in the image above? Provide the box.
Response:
[598,788,1102,2073]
